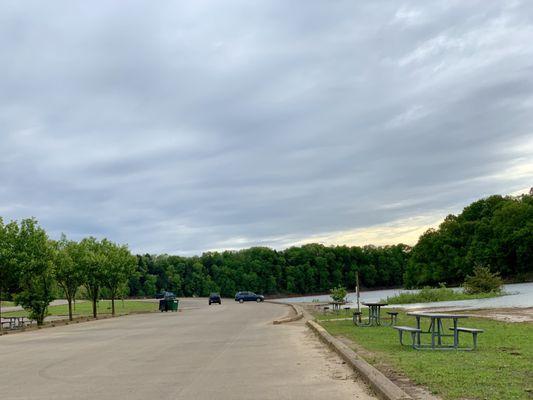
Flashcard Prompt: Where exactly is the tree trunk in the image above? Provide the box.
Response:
[68,297,73,321]
[111,296,115,316]
[92,297,97,318]
[37,308,46,326]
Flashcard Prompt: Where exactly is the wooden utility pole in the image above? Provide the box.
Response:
[355,271,360,313]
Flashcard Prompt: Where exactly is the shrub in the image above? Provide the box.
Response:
[330,286,347,303]
[463,265,503,294]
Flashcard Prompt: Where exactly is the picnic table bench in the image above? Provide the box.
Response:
[449,326,484,350]
[393,326,422,349]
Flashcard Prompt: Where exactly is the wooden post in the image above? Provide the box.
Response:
[356,271,360,313]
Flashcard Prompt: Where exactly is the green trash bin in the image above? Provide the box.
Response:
[171,299,179,312]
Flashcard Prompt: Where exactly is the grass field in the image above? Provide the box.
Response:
[0,301,15,307]
[314,308,532,400]
[3,300,158,318]
[382,286,502,305]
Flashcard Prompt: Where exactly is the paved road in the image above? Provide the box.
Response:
[0,300,375,400]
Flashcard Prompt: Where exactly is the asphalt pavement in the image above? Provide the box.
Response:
[0,298,375,400]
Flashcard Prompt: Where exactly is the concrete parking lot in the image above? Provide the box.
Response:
[0,299,375,400]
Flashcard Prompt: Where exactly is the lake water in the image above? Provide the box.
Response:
[274,282,533,309]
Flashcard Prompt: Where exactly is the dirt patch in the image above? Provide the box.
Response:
[406,307,533,323]
[336,335,442,400]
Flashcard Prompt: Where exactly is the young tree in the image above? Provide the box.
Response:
[104,240,136,316]
[78,237,107,318]
[329,286,347,303]
[13,219,55,325]
[53,235,84,321]
[0,219,10,328]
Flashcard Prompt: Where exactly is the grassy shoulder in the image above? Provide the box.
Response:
[314,309,532,400]
[383,286,502,305]
[3,300,157,318]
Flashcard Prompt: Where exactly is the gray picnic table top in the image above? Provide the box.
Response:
[406,312,469,349]
[407,312,469,319]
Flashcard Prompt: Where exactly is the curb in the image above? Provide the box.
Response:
[268,302,304,325]
[307,320,412,400]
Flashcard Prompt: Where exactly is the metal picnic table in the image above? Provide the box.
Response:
[407,312,469,350]
[329,301,345,311]
[1,317,29,330]
[354,302,395,327]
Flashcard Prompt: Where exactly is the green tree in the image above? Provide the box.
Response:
[13,219,55,325]
[104,241,136,316]
[330,286,347,303]
[0,218,19,327]
[53,235,84,321]
[78,237,107,318]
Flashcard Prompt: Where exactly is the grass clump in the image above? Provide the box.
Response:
[383,285,502,305]
[316,311,533,400]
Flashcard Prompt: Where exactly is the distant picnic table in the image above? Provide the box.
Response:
[329,301,345,311]
[1,317,32,330]
[353,302,398,327]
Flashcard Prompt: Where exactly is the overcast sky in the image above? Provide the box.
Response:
[1,1,532,255]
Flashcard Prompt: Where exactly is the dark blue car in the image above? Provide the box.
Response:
[235,291,264,303]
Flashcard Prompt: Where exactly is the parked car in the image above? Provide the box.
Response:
[209,293,221,305]
[235,291,264,303]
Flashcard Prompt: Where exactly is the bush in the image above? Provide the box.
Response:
[384,282,503,304]
[463,266,503,294]
[386,285,457,304]
[330,286,347,303]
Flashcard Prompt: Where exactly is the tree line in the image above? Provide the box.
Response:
[1,193,531,321]
[0,218,136,324]
[129,243,411,298]
[404,193,532,288]
[130,194,531,297]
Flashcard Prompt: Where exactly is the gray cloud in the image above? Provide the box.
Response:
[1,1,532,254]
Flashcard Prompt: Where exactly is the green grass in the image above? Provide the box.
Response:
[0,301,15,307]
[316,310,533,400]
[3,300,157,318]
[383,286,502,304]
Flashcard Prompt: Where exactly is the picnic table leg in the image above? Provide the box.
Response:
[415,316,421,347]
[437,318,443,346]
[453,318,458,348]
[431,317,436,349]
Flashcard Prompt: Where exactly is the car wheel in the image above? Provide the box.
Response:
[256,298,261,303]
[239,299,244,303]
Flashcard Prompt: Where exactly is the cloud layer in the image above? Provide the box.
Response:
[1,1,532,254]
